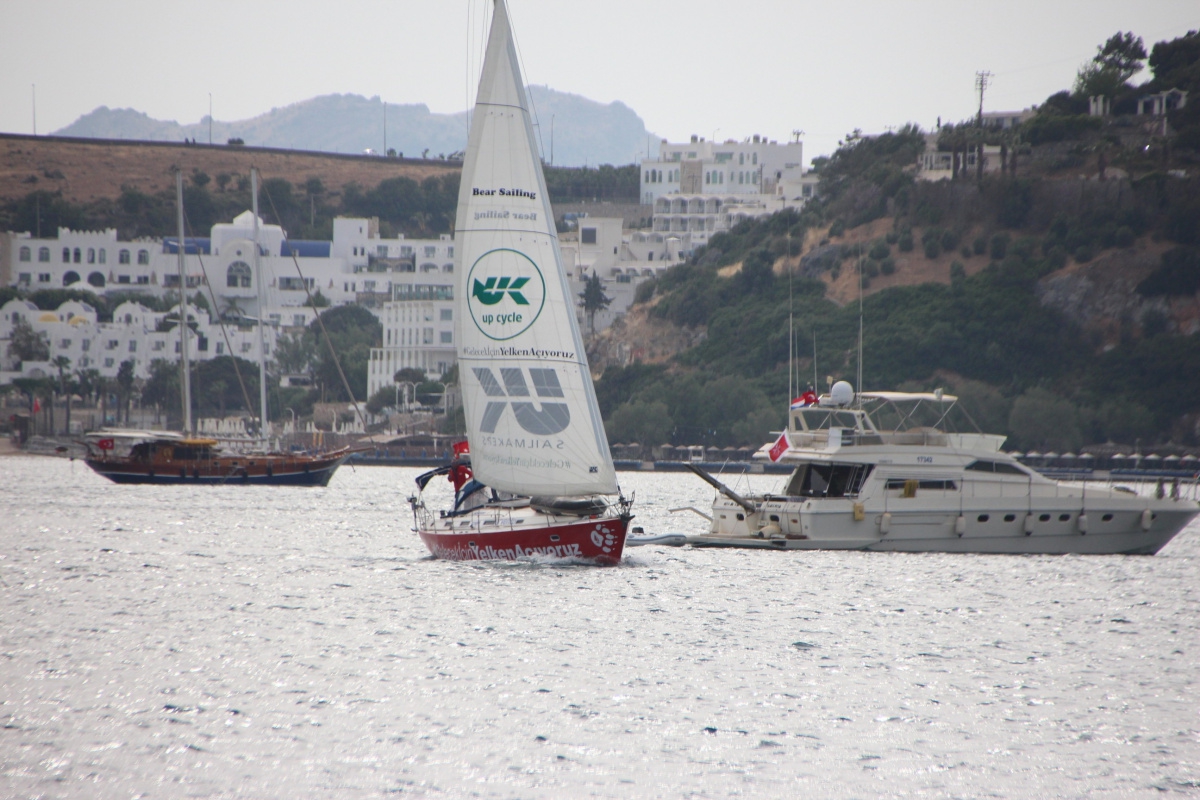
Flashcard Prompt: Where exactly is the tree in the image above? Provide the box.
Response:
[578,271,612,336]
[116,359,136,424]
[394,367,426,384]
[273,330,315,375]
[1095,32,1147,82]
[51,355,72,434]
[6,317,49,364]
[1007,388,1082,453]
[141,358,181,423]
[306,289,331,308]
[605,400,673,455]
[1074,32,1147,99]
[366,386,397,415]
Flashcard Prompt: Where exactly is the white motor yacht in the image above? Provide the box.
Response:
[684,383,1198,555]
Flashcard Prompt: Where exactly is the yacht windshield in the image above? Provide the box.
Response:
[794,409,864,431]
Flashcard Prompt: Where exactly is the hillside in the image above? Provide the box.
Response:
[51,87,655,169]
[593,30,1200,455]
[0,134,457,206]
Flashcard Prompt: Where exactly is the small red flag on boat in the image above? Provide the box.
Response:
[452,440,470,457]
[32,398,41,413]
[97,438,115,451]
[790,391,818,410]
[768,432,789,462]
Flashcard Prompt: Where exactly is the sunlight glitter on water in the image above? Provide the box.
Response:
[1,456,1198,798]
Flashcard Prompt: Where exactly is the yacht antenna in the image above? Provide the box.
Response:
[175,170,193,436]
[857,257,864,408]
[788,232,794,403]
[813,331,818,391]
[251,168,269,447]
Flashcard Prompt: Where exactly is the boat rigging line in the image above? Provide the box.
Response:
[259,173,370,435]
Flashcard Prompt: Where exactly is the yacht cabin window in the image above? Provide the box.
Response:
[784,462,873,498]
[964,460,1028,476]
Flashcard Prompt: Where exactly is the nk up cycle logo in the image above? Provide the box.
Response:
[467,248,546,341]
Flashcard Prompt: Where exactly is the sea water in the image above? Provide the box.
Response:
[1,456,1198,798]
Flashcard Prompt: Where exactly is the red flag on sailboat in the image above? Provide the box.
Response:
[768,431,789,462]
[32,398,40,413]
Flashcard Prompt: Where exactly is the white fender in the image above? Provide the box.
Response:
[954,515,966,537]
[880,512,892,534]
[1140,508,1153,531]
[1077,513,1088,534]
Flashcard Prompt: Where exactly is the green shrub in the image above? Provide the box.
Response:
[961,245,972,258]
[864,259,880,278]
[989,233,1010,260]
[1114,226,1135,248]
[634,277,656,304]
[898,232,914,252]
[1046,246,1068,270]
[941,229,960,251]
[869,241,890,260]
[973,235,987,255]
[829,219,846,237]
[1074,243,1096,263]
[950,261,966,280]
[924,240,941,259]
[885,230,899,245]
[880,257,896,275]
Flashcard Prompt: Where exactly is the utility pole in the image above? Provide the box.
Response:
[975,71,992,126]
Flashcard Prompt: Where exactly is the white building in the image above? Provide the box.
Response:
[367,280,457,400]
[639,134,805,205]
[638,135,812,250]
[0,295,266,385]
[1,213,457,389]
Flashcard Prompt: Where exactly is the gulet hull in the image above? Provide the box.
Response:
[84,451,352,487]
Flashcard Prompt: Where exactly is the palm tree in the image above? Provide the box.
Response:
[52,355,72,435]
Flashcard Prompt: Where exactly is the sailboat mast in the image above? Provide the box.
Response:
[251,168,269,445]
[175,170,193,435]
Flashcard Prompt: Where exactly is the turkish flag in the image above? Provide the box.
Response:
[768,432,789,462]
[32,398,41,413]
[97,438,115,451]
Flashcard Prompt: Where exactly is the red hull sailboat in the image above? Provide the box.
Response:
[409,1,631,564]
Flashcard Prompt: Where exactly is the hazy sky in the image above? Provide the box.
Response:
[3,1,1197,166]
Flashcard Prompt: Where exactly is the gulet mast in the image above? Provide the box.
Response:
[251,168,269,447]
[174,170,193,435]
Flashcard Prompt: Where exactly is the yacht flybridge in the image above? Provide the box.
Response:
[683,383,1197,555]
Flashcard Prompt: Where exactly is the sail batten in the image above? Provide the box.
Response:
[454,0,616,497]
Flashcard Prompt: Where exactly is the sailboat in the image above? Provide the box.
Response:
[409,0,632,564]
[83,170,356,486]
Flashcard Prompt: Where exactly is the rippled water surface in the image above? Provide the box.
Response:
[2,456,1199,798]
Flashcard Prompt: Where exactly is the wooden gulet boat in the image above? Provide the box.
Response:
[83,431,352,486]
[409,0,632,564]
[82,170,356,486]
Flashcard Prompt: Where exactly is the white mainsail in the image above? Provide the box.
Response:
[454,0,617,497]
